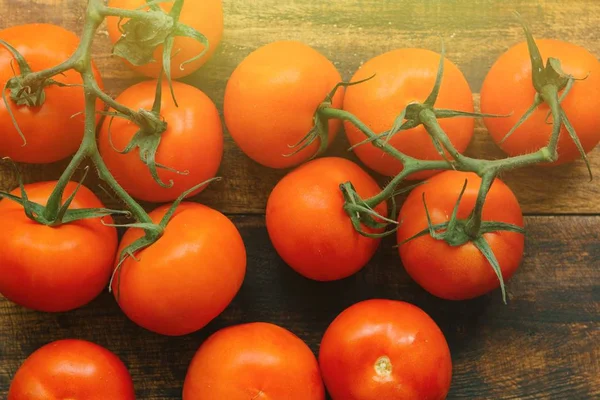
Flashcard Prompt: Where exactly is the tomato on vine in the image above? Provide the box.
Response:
[8,339,135,400]
[0,181,118,312]
[107,0,223,79]
[319,299,452,400]
[112,202,246,336]
[343,48,475,179]
[0,24,103,164]
[224,41,344,168]
[481,38,600,166]
[397,171,524,301]
[98,80,223,203]
[183,322,325,400]
[266,157,387,281]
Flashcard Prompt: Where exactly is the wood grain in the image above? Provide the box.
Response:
[0,0,600,214]
[0,215,598,399]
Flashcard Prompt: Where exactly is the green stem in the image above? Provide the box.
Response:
[98,5,159,20]
[540,84,562,160]
[465,171,496,238]
[419,108,479,170]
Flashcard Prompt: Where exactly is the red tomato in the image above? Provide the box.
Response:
[319,299,452,400]
[8,339,135,400]
[0,24,103,164]
[183,322,325,400]
[481,39,600,165]
[343,48,474,179]
[0,181,118,312]
[266,157,386,281]
[112,202,246,336]
[107,0,223,78]
[224,41,344,168]
[397,171,524,300]
[98,80,223,203]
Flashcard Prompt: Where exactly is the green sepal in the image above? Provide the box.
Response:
[112,10,174,66]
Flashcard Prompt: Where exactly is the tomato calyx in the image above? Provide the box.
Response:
[340,181,425,239]
[399,180,525,303]
[0,161,129,226]
[110,0,210,104]
[106,76,189,188]
[501,13,592,179]
[288,75,375,160]
[109,176,221,299]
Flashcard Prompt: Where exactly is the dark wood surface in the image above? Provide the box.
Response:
[1,0,599,399]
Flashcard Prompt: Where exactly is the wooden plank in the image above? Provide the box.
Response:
[0,215,598,399]
[1,0,600,214]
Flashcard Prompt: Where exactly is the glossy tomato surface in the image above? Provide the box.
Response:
[99,80,223,203]
[224,41,343,168]
[343,48,474,179]
[397,171,524,300]
[0,24,103,163]
[112,202,246,336]
[183,322,325,400]
[481,39,600,165]
[266,157,386,281]
[107,0,223,78]
[319,299,452,400]
[0,181,118,312]
[8,339,135,400]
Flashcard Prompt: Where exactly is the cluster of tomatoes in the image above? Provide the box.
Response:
[1,0,600,399]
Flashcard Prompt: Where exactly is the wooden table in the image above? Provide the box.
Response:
[1,0,599,398]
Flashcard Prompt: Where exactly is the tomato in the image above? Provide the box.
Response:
[107,0,223,78]
[266,157,386,281]
[112,202,246,336]
[343,48,474,179]
[183,322,325,400]
[8,339,135,400]
[0,24,103,164]
[0,181,117,312]
[397,171,524,300]
[224,41,344,168]
[98,80,223,203]
[319,299,452,400]
[481,39,600,164]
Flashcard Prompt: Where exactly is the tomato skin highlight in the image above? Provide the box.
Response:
[481,39,600,165]
[8,339,135,400]
[343,48,474,179]
[319,299,452,400]
[107,0,223,78]
[98,80,223,203]
[113,202,246,336]
[0,24,104,164]
[224,41,344,168]
[397,171,524,300]
[183,322,325,400]
[266,157,386,281]
[0,181,118,312]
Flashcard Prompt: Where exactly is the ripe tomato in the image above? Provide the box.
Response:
[8,339,135,400]
[183,322,325,400]
[397,171,524,300]
[113,202,246,336]
[224,41,344,168]
[98,80,223,203]
[107,0,223,78]
[319,299,452,400]
[481,39,600,164]
[343,48,474,179]
[0,181,117,312]
[0,24,103,164]
[266,157,386,281]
